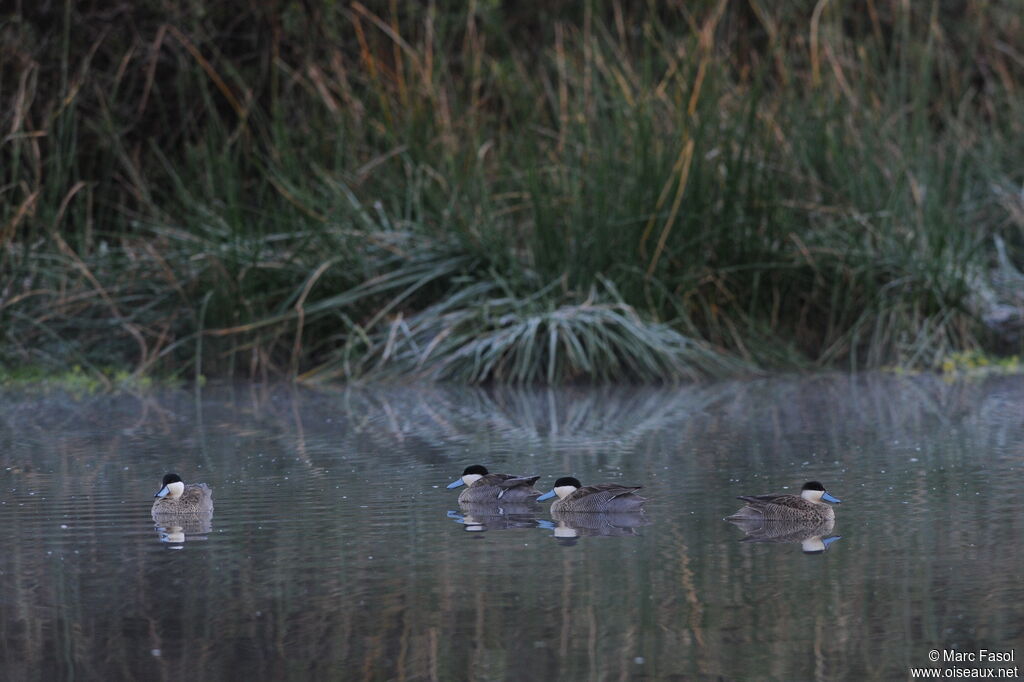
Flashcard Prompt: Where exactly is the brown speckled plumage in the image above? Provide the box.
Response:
[151,483,214,517]
[457,474,541,504]
[550,483,646,513]
[727,493,834,523]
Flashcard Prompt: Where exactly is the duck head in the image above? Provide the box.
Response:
[801,481,841,504]
[154,473,185,500]
[537,476,582,502]
[447,465,488,489]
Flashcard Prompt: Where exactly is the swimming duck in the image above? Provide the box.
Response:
[151,473,214,516]
[536,476,646,513]
[726,481,840,523]
[446,465,541,504]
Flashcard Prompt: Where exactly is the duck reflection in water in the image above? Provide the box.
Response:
[446,502,542,533]
[726,516,841,554]
[540,509,650,545]
[153,516,213,546]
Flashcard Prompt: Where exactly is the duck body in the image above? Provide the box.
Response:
[151,473,214,517]
[727,481,839,523]
[446,465,541,504]
[538,477,646,513]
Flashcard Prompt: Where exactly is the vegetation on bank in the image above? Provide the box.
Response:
[1,2,1022,383]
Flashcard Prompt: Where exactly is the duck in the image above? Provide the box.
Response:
[151,473,214,516]
[726,481,840,523]
[446,465,541,504]
[536,476,646,513]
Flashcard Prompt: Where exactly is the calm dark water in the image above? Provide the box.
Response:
[0,375,1021,681]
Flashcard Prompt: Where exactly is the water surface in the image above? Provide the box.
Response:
[1,375,1021,680]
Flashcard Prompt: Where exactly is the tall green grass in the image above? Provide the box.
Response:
[1,1,1022,383]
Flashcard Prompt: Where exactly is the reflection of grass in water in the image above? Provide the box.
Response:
[324,382,729,456]
[1,4,1022,382]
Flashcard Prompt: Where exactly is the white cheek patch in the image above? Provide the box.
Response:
[801,489,824,502]
[554,485,577,500]
[167,481,185,499]
[463,474,483,487]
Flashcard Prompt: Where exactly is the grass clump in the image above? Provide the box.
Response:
[937,351,1021,380]
[0,364,165,394]
[334,280,749,384]
[1,2,1022,383]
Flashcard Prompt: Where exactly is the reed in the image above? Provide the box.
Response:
[1,2,1021,383]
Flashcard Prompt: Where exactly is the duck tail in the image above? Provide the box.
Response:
[726,505,762,520]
